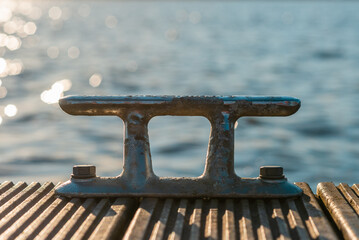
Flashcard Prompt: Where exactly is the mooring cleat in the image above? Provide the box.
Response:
[55,95,302,198]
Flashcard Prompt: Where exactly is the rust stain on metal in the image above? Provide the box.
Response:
[0,181,344,239]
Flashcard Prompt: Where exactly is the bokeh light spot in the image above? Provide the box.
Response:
[41,90,61,104]
[105,16,118,28]
[4,104,17,117]
[0,86,7,98]
[4,21,17,34]
[7,59,23,76]
[41,79,72,104]
[49,6,62,20]
[89,73,102,87]
[47,46,59,59]
[0,7,12,23]
[0,34,8,47]
[68,46,80,59]
[6,36,21,51]
[24,22,37,35]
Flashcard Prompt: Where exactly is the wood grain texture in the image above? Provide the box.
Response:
[0,181,354,239]
[318,182,359,240]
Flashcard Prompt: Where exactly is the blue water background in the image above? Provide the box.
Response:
[0,1,359,188]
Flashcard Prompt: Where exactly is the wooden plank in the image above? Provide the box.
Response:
[0,182,53,235]
[189,199,202,239]
[0,182,40,219]
[55,198,97,240]
[89,198,137,240]
[123,198,158,240]
[17,197,67,240]
[338,183,359,215]
[295,182,338,240]
[222,199,236,240]
[169,199,188,240]
[256,200,273,240]
[239,199,255,240]
[35,198,82,240]
[318,182,359,240]
[286,199,310,239]
[351,184,359,197]
[0,181,356,239]
[0,182,14,195]
[2,183,60,240]
[270,199,291,240]
[204,199,218,240]
[0,182,27,208]
[71,198,110,240]
[149,199,173,240]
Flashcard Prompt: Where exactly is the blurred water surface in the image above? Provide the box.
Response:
[0,1,358,187]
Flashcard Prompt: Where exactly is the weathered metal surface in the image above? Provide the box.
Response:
[0,181,340,239]
[55,95,302,198]
[317,182,359,240]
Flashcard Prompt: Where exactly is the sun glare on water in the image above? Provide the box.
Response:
[4,104,17,117]
[41,79,72,104]
[0,0,43,124]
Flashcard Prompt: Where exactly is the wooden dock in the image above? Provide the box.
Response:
[0,181,357,239]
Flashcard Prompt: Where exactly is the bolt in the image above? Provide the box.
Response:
[259,166,284,180]
[72,165,96,179]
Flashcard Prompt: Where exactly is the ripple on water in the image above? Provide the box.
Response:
[9,156,76,165]
[313,49,344,60]
[156,141,204,154]
[293,120,342,137]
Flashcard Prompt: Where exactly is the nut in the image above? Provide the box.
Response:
[72,165,96,179]
[259,166,284,180]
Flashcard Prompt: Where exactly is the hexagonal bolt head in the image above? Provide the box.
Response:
[259,166,284,180]
[72,165,96,179]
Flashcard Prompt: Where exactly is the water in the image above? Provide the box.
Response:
[0,1,358,188]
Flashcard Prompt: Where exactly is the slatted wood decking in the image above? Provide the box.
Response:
[0,181,358,239]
